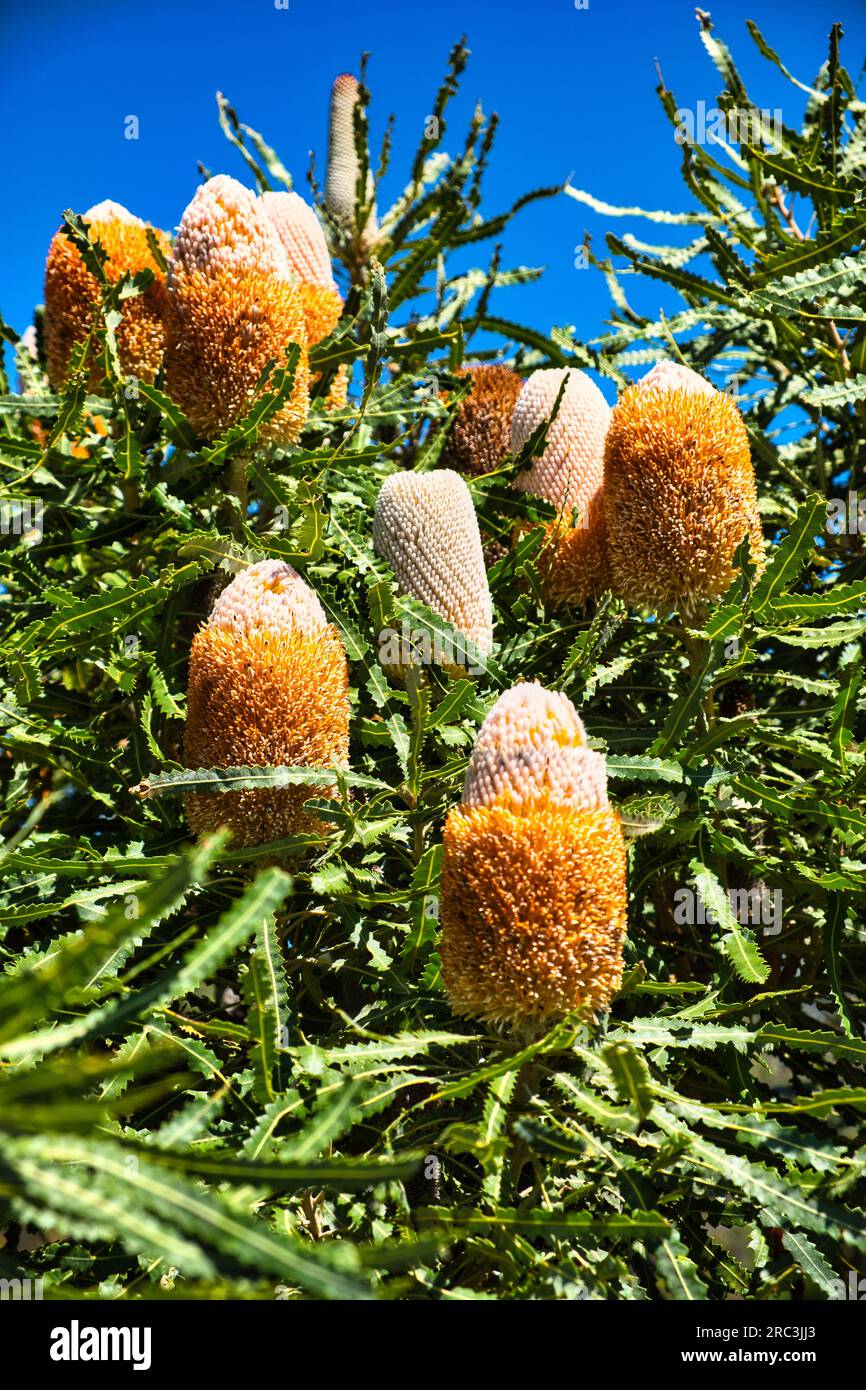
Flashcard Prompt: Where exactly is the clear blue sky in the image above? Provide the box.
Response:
[2,0,864,391]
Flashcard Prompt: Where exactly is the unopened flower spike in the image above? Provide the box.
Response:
[510,367,611,608]
[372,469,493,672]
[260,190,348,409]
[325,73,379,250]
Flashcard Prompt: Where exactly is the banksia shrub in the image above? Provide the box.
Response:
[44,200,170,390]
[184,559,349,848]
[260,190,348,409]
[164,175,310,442]
[604,360,764,614]
[510,367,611,607]
[442,364,523,476]
[440,682,627,1026]
[325,73,378,246]
[372,469,493,666]
[8,23,866,1308]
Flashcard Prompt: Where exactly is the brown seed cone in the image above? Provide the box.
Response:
[184,561,349,849]
[442,365,523,477]
[604,369,764,614]
[482,537,508,570]
[717,678,755,719]
[441,800,627,1026]
[44,203,170,391]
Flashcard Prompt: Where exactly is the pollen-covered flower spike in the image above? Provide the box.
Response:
[164,175,310,443]
[510,368,611,608]
[443,365,523,477]
[184,559,349,850]
[325,73,378,247]
[440,682,627,1027]
[603,359,764,614]
[260,190,348,409]
[44,200,170,391]
[372,469,493,668]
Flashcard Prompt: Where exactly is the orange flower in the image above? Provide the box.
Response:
[164,175,309,443]
[44,200,170,390]
[604,361,764,613]
[184,560,349,850]
[441,683,627,1026]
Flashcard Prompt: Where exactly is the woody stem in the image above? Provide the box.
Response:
[682,622,715,730]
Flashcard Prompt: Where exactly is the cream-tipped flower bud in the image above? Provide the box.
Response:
[468,681,587,760]
[184,559,349,850]
[604,358,764,614]
[373,469,493,666]
[44,200,170,390]
[635,360,715,397]
[510,367,611,607]
[461,682,608,813]
[260,191,336,290]
[165,175,309,443]
[441,682,627,1025]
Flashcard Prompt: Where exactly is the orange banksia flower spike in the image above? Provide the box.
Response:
[260,190,348,409]
[44,200,170,391]
[443,364,523,477]
[440,682,627,1027]
[603,360,765,614]
[184,559,350,849]
[164,175,310,442]
[372,469,493,668]
[509,367,611,607]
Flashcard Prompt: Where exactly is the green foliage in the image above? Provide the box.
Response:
[0,21,863,1301]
